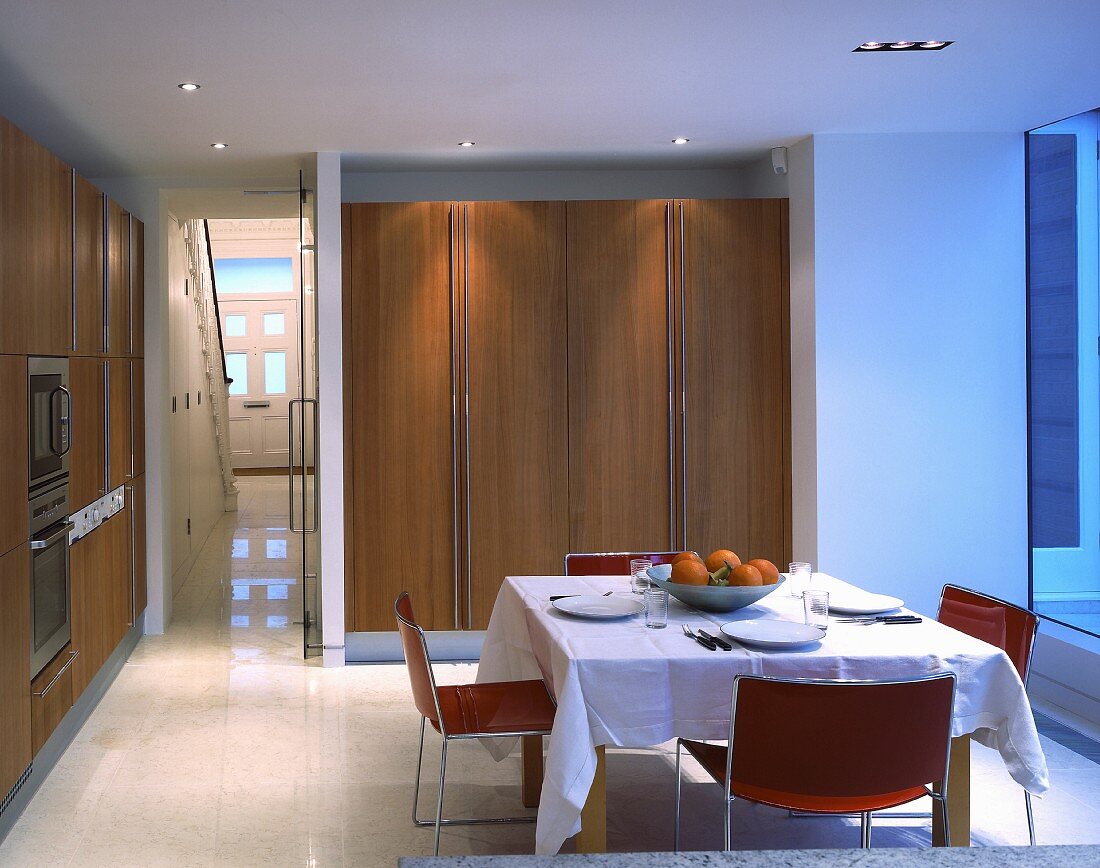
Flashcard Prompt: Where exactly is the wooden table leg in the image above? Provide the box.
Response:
[521,735,544,808]
[933,735,971,847]
[575,745,607,853]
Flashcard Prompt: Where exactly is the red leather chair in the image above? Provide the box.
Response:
[675,673,956,851]
[564,551,685,575]
[395,592,556,855]
[938,583,1040,845]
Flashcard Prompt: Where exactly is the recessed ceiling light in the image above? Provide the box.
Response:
[459,141,475,147]
[210,142,228,149]
[672,137,690,145]
[853,40,953,52]
[177,82,201,91]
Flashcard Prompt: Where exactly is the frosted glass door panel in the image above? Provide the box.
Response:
[263,312,285,335]
[226,353,248,395]
[225,314,247,337]
[265,351,287,395]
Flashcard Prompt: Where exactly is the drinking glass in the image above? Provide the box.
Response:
[803,589,830,631]
[644,587,668,629]
[789,562,812,597]
[630,558,654,595]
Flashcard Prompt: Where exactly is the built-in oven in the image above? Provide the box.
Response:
[28,357,71,494]
[29,483,72,679]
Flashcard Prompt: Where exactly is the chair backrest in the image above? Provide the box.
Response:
[564,551,686,576]
[937,584,1039,683]
[727,674,956,802]
[394,592,442,724]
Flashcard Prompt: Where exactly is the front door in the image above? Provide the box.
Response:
[222,298,301,470]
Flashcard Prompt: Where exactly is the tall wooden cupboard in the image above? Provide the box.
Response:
[342,198,791,633]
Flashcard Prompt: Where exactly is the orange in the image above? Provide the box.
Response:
[671,559,709,586]
[748,558,780,585]
[671,551,702,566]
[730,564,763,587]
[704,549,741,572]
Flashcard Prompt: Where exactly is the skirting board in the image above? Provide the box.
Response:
[0,616,144,844]
[346,630,485,663]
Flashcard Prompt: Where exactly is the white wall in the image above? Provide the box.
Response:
[341,167,746,202]
[791,133,1028,618]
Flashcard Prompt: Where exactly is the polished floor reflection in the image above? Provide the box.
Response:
[2,477,1100,866]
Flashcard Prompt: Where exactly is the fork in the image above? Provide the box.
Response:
[549,590,615,602]
[682,624,717,650]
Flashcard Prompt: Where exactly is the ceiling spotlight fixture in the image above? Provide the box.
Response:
[459,141,476,147]
[210,142,228,149]
[672,137,690,145]
[853,40,953,52]
[177,82,201,91]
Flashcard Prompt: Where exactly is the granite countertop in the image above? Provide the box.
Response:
[399,846,1099,868]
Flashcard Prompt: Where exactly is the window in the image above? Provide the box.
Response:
[1028,108,1100,638]
[224,314,247,337]
[263,312,285,335]
[213,257,294,294]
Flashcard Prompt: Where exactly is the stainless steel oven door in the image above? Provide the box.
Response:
[30,520,73,679]
[28,358,71,492]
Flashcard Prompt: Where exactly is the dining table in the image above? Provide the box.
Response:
[476,572,1050,855]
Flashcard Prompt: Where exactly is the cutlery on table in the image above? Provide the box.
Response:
[550,590,614,602]
[695,628,733,650]
[837,614,923,624]
[681,624,717,650]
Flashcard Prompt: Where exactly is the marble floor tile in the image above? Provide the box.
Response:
[1,475,1099,866]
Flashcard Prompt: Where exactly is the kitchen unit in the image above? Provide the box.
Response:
[0,112,146,813]
[342,199,791,632]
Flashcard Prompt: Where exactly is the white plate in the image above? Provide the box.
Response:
[720,619,826,649]
[827,592,904,615]
[552,595,645,619]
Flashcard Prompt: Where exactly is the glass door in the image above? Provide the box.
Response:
[290,169,322,656]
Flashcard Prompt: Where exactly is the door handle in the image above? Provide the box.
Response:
[288,398,319,534]
[30,522,75,550]
[33,650,79,697]
[57,385,72,457]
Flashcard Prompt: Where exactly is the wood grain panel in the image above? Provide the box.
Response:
[342,204,356,632]
[74,173,105,355]
[0,116,73,355]
[345,202,457,631]
[131,474,147,620]
[0,543,32,796]
[131,217,145,357]
[132,359,145,477]
[0,355,29,554]
[106,199,130,356]
[680,199,791,565]
[464,202,568,629]
[30,643,74,755]
[69,357,106,511]
[107,358,133,490]
[71,508,131,700]
[566,200,675,553]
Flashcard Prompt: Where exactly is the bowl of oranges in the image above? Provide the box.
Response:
[647,550,785,613]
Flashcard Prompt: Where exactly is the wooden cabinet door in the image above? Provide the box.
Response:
[107,358,133,491]
[343,202,457,631]
[130,475,147,620]
[69,357,107,511]
[566,200,676,553]
[0,544,32,796]
[679,199,791,564]
[464,202,568,629]
[132,359,145,476]
[74,174,105,356]
[131,217,144,357]
[71,509,132,701]
[0,355,29,555]
[0,117,73,355]
[106,200,130,357]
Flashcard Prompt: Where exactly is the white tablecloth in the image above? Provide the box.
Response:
[476,573,1050,855]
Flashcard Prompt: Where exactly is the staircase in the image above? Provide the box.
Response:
[182,219,239,511]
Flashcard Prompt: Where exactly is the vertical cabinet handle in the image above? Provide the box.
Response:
[463,204,472,629]
[102,361,110,494]
[449,205,460,630]
[665,202,675,550]
[70,169,77,352]
[678,201,688,550]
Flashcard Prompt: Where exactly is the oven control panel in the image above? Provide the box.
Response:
[69,485,126,544]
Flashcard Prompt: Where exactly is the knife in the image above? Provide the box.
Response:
[690,633,718,650]
[837,615,923,624]
[696,629,732,651]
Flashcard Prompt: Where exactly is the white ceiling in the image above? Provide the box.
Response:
[1,1,1098,180]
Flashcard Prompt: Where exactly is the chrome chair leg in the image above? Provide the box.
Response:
[674,740,682,852]
[434,739,448,856]
[933,793,950,847]
[411,717,427,828]
[723,797,732,851]
[1025,791,1035,846]
[860,811,871,848]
